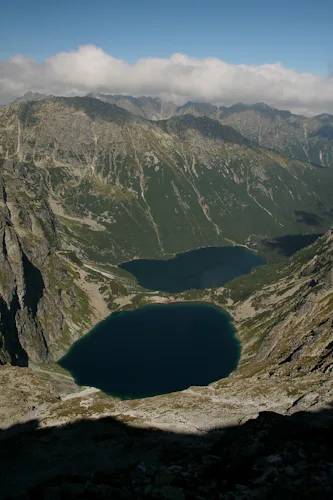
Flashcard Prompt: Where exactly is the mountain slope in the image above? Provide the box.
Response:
[1,226,333,437]
[12,91,49,104]
[221,104,333,167]
[87,93,333,167]
[86,92,178,120]
[217,229,333,382]
[1,97,333,266]
[0,160,111,365]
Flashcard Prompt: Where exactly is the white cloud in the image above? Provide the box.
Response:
[1,44,333,116]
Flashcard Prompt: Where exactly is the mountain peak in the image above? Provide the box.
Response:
[252,102,274,111]
[12,91,49,104]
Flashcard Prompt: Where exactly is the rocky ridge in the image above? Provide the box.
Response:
[13,92,333,167]
[89,94,333,168]
[0,159,110,365]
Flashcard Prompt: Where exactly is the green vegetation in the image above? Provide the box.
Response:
[14,99,331,265]
[222,234,323,303]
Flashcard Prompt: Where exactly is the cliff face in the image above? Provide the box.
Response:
[232,229,333,378]
[0,161,101,366]
[0,165,51,365]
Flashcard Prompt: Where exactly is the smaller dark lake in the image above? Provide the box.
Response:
[119,246,264,292]
[59,302,241,399]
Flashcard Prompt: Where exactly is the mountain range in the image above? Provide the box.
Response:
[14,91,333,167]
[2,96,333,263]
[86,93,333,168]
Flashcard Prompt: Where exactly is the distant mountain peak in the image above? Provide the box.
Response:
[252,102,274,110]
[12,91,49,104]
[314,113,333,122]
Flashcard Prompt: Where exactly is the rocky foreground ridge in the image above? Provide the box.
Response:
[0,409,332,499]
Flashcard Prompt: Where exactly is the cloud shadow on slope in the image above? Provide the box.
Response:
[263,233,323,257]
[294,211,323,227]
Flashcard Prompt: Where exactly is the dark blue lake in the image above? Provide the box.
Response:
[119,246,264,292]
[59,302,241,399]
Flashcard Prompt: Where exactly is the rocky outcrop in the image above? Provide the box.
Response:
[0,366,60,428]
[0,170,49,365]
[246,230,333,377]
[0,162,102,366]
[1,405,333,499]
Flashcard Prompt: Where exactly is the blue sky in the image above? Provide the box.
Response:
[1,0,333,114]
[1,0,332,75]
